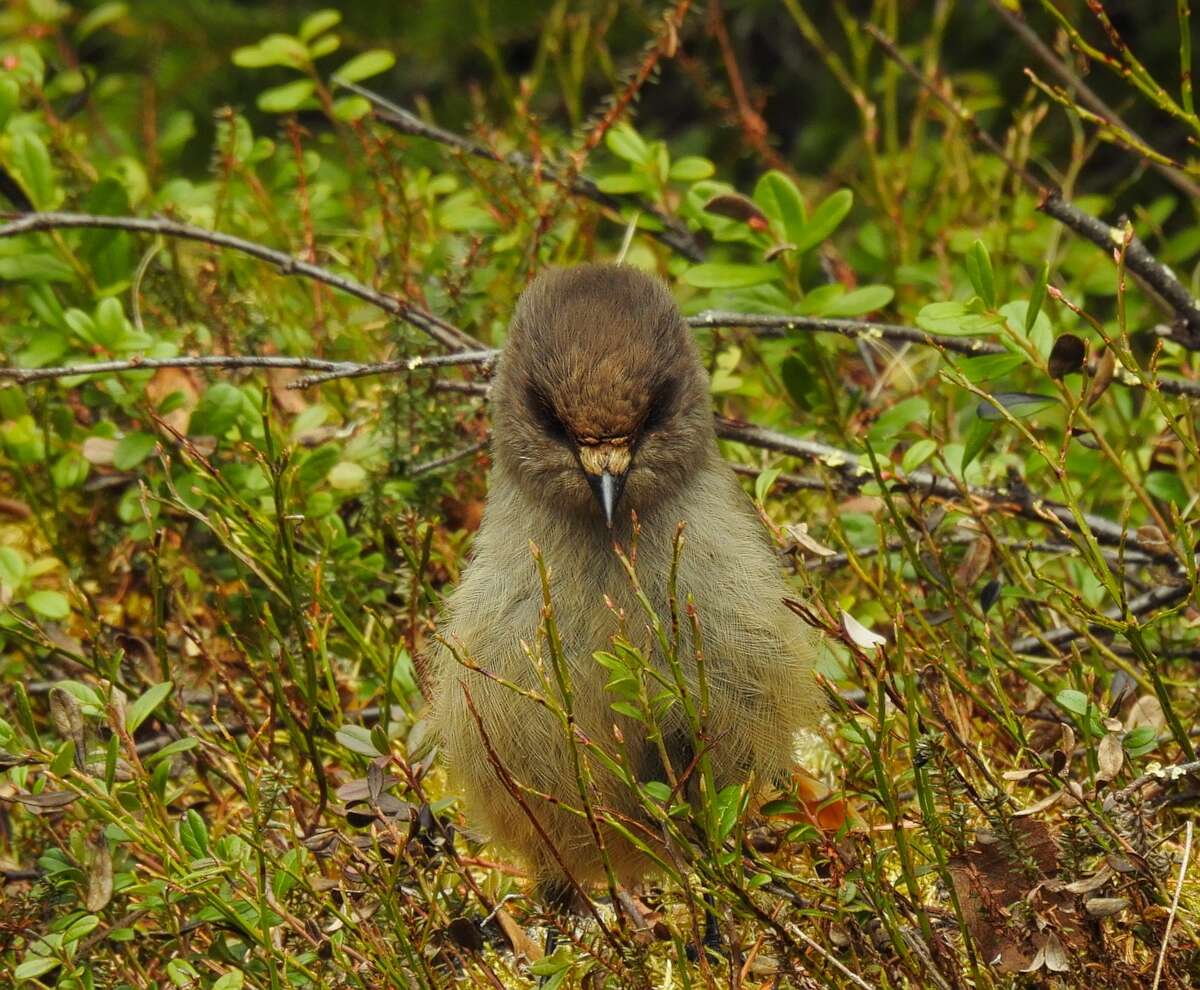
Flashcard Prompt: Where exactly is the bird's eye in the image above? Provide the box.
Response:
[643,381,677,432]
[527,388,569,441]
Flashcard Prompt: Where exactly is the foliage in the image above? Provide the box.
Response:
[0,1,1198,988]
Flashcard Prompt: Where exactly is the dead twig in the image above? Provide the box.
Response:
[342,80,704,262]
[0,211,484,352]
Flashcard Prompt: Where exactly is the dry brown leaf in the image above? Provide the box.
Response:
[82,437,118,465]
[1095,732,1124,784]
[1125,695,1166,733]
[85,832,113,911]
[267,367,309,415]
[1086,347,1115,407]
[145,366,200,433]
[954,536,992,587]
[494,906,542,961]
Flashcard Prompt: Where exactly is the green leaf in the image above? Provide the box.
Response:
[754,467,782,503]
[959,352,1025,383]
[180,808,209,857]
[668,156,714,182]
[113,432,158,471]
[335,49,396,84]
[212,971,246,990]
[329,461,366,490]
[753,170,806,244]
[232,34,309,69]
[25,590,69,620]
[0,546,27,589]
[336,724,383,756]
[681,263,779,289]
[961,418,996,472]
[299,8,341,42]
[604,123,649,164]
[75,2,128,42]
[793,188,852,253]
[51,452,89,489]
[10,132,55,209]
[1056,689,1090,716]
[916,301,1006,337]
[257,79,316,114]
[192,383,247,437]
[14,956,60,981]
[643,780,672,802]
[0,78,19,129]
[965,240,995,308]
[821,285,893,317]
[869,397,928,443]
[902,439,937,473]
[781,355,817,411]
[332,95,370,121]
[1145,471,1188,506]
[976,392,1056,421]
[595,173,649,194]
[126,681,173,733]
[0,253,74,281]
[1026,261,1050,334]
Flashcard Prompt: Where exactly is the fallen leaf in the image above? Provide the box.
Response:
[841,611,887,650]
[495,906,543,961]
[1095,732,1124,784]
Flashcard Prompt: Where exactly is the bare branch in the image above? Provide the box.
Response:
[286,349,498,389]
[1039,193,1200,339]
[691,311,1005,356]
[864,23,1200,343]
[343,81,705,262]
[1009,582,1193,656]
[0,211,484,353]
[713,417,1181,563]
[693,310,1200,397]
[985,0,1200,200]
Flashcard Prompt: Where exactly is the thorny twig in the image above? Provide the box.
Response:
[341,80,704,262]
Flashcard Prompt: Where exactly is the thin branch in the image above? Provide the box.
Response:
[689,311,1004,356]
[863,23,1200,341]
[0,211,484,352]
[0,354,353,384]
[286,349,498,389]
[1040,192,1200,338]
[713,417,1181,563]
[690,311,1200,397]
[1008,582,1193,656]
[1151,819,1193,990]
[341,81,705,262]
[409,439,489,477]
[985,0,1200,200]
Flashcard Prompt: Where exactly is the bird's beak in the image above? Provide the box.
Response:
[577,441,632,528]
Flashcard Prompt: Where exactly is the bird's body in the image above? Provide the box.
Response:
[428,265,820,888]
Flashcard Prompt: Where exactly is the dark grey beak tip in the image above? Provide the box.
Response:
[588,470,623,528]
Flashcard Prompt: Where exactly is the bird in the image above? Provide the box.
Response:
[426,263,821,914]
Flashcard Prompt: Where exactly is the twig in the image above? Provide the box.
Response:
[286,349,498,389]
[1151,820,1193,990]
[0,211,484,352]
[985,0,1200,200]
[0,355,353,384]
[1008,582,1193,656]
[689,311,1005,357]
[713,417,1180,562]
[340,81,704,262]
[863,23,1200,341]
[1040,193,1200,338]
[691,311,1200,397]
[409,439,489,477]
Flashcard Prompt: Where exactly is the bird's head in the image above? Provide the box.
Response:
[491,265,714,529]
